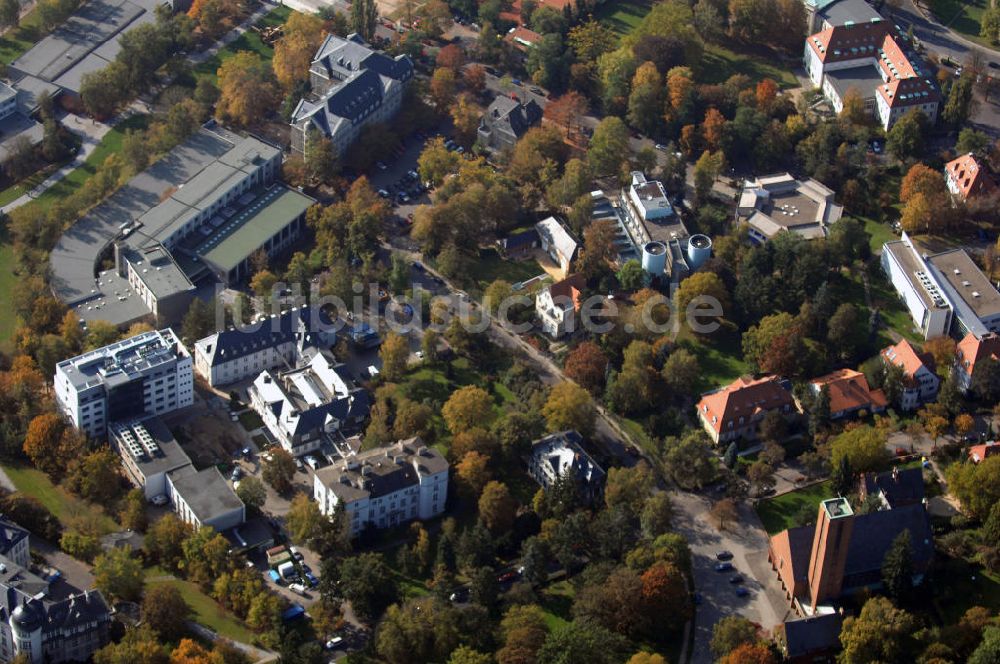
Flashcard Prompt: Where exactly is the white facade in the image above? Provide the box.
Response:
[54,329,193,439]
[313,440,448,536]
[536,287,575,338]
[880,236,952,340]
[166,467,245,532]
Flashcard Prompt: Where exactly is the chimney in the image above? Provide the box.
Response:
[806,497,855,612]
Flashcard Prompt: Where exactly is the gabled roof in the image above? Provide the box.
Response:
[810,368,887,414]
[482,95,542,141]
[697,375,795,434]
[946,153,995,199]
[843,502,934,577]
[881,339,934,379]
[195,307,331,368]
[545,273,586,312]
[0,519,29,558]
[504,26,542,51]
[806,19,891,64]
[535,216,578,263]
[969,441,1000,463]
[782,613,843,658]
[860,467,925,508]
[955,332,1000,378]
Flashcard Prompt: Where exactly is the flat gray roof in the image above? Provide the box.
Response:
[0,114,42,162]
[121,245,195,300]
[50,129,235,307]
[168,467,243,523]
[110,416,193,480]
[12,74,60,114]
[10,0,161,94]
[825,65,883,101]
[927,249,1000,319]
[884,239,945,311]
[819,0,883,27]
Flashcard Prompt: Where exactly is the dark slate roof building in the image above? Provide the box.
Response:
[0,583,111,663]
[0,520,30,568]
[527,431,606,505]
[478,96,543,152]
[859,466,925,509]
[290,34,413,158]
[779,612,842,663]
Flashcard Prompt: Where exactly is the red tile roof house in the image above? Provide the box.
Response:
[767,468,933,618]
[696,375,799,445]
[808,368,887,419]
[803,19,939,131]
[969,441,1000,463]
[945,153,996,201]
[881,339,939,411]
[954,332,1000,394]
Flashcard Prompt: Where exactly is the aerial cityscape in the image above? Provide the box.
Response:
[0,0,996,660]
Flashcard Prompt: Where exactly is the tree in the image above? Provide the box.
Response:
[230,476,265,513]
[351,0,377,40]
[886,110,926,161]
[544,91,589,142]
[563,341,609,395]
[881,529,913,602]
[536,620,631,664]
[628,655,667,664]
[900,162,947,205]
[94,546,144,601]
[272,13,326,90]
[970,626,1000,664]
[0,0,20,29]
[588,117,630,175]
[144,514,190,573]
[430,67,457,113]
[663,431,718,489]
[379,332,409,381]
[946,456,1000,519]
[616,259,645,291]
[337,552,399,621]
[80,64,127,119]
[710,498,739,531]
[711,616,760,657]
[702,107,726,151]
[692,150,724,205]
[65,448,124,504]
[286,493,324,544]
[605,464,655,519]
[829,425,890,475]
[957,127,991,155]
[838,596,918,664]
[576,219,618,280]
[450,94,481,148]
[443,386,495,435]
[542,382,595,437]
[478,481,516,534]
[456,451,491,498]
[262,448,296,494]
[720,643,777,664]
[676,271,729,323]
[449,647,492,664]
[483,279,514,317]
[469,565,500,613]
[23,413,83,481]
[215,51,279,128]
[464,64,486,95]
[142,583,190,641]
[827,302,866,360]
[747,460,776,497]
[119,489,148,532]
[944,73,977,127]
[498,604,550,664]
[627,62,664,137]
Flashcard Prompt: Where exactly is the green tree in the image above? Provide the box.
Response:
[943,73,976,127]
[711,615,759,657]
[970,626,1000,664]
[144,514,190,572]
[886,110,926,161]
[946,455,1000,519]
[542,382,595,437]
[351,0,378,40]
[588,117,630,175]
[119,489,148,532]
[478,481,517,534]
[640,492,673,539]
[94,546,144,601]
[262,448,296,493]
[692,150,724,205]
[881,529,913,602]
[337,552,399,621]
[956,127,991,155]
[286,493,324,544]
[0,0,20,29]
[537,620,631,664]
[235,476,267,511]
[605,464,655,519]
[616,259,644,290]
[829,425,890,475]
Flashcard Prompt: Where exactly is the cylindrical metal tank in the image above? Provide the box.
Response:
[641,241,667,276]
[687,234,712,269]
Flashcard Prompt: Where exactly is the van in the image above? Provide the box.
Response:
[278,561,296,579]
[368,365,380,378]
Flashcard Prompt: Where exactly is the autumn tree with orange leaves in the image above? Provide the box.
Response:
[215,51,279,128]
[272,12,326,91]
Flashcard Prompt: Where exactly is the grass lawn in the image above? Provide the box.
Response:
[30,114,151,212]
[928,0,992,48]
[145,575,257,643]
[0,6,45,65]
[192,6,292,85]
[0,160,69,207]
[860,216,897,255]
[538,579,575,631]
[594,0,652,37]
[832,269,921,346]
[676,325,751,393]
[1,463,118,535]
[238,410,264,431]
[0,244,18,345]
[467,248,545,297]
[619,416,657,455]
[755,480,832,534]
[703,44,800,89]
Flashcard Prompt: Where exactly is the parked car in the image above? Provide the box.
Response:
[512,78,522,86]
[150,494,169,506]
[729,575,744,584]
[655,143,668,151]
[530,86,544,95]
[295,458,305,472]
[376,161,388,171]
[304,571,319,586]
[735,586,750,597]
[305,455,319,470]
[326,637,345,650]
[716,551,733,560]
[714,562,734,572]
[230,467,242,481]
[289,583,307,595]
[377,189,390,198]
[497,570,519,583]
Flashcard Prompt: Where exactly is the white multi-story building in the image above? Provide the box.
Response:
[882,233,1000,340]
[54,329,193,439]
[804,19,939,130]
[194,306,336,387]
[881,339,940,410]
[290,34,413,158]
[737,173,843,243]
[535,274,585,339]
[249,349,370,457]
[313,438,448,536]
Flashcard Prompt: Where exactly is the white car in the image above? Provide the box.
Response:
[368,365,380,377]
[305,455,319,470]
[325,637,344,650]
[289,583,307,595]
[149,494,169,506]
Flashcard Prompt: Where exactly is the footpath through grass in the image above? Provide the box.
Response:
[756,480,832,534]
[193,6,291,85]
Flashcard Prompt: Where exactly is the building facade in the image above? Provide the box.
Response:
[954,332,1000,393]
[534,217,577,277]
[808,368,887,419]
[535,274,585,338]
[194,307,335,387]
[54,329,193,439]
[290,34,413,158]
[249,349,370,457]
[477,95,542,152]
[881,339,939,410]
[804,19,939,130]
[313,438,448,536]
[527,431,606,506]
[737,173,843,243]
[697,375,798,444]
[166,466,245,532]
[945,153,995,200]
[2,592,111,664]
